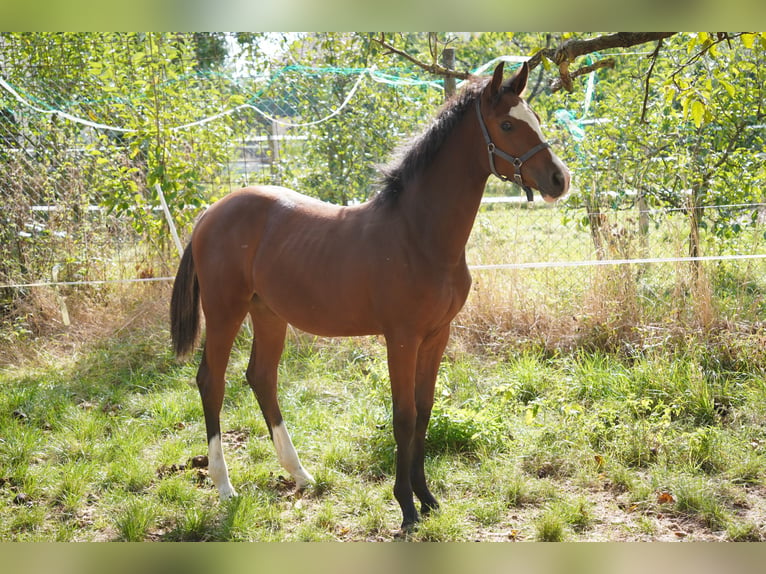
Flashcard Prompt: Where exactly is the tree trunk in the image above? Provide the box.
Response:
[586,182,606,260]
[687,188,702,279]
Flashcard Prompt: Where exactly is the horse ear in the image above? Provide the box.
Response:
[488,61,505,98]
[504,61,529,96]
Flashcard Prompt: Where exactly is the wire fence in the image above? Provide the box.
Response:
[1,33,765,343]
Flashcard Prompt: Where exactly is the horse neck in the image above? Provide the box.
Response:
[400,113,489,267]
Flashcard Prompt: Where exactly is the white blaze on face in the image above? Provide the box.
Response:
[508,100,545,140]
[508,99,568,204]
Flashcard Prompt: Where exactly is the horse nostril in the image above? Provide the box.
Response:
[552,170,565,191]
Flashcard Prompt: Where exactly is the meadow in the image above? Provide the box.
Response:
[1,202,765,542]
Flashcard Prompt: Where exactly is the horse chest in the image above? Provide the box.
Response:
[408,264,472,324]
[442,269,472,318]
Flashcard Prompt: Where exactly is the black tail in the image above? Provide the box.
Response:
[170,242,200,359]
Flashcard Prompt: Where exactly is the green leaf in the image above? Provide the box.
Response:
[719,80,736,98]
[691,100,705,128]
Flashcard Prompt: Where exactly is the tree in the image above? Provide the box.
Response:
[263,33,442,205]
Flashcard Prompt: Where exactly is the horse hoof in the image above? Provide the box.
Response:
[394,519,419,539]
[393,526,413,540]
[421,500,440,516]
[295,471,315,491]
[218,485,238,500]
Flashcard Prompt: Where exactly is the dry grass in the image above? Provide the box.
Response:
[0,282,172,368]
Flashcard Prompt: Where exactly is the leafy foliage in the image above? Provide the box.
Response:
[542,33,766,251]
[2,32,764,247]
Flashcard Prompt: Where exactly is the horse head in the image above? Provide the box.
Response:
[477,61,570,202]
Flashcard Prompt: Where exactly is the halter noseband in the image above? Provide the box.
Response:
[475,97,550,202]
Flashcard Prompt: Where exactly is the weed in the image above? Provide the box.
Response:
[312,499,339,531]
[555,496,592,532]
[470,499,507,527]
[502,473,544,507]
[635,515,658,536]
[215,495,256,541]
[54,462,96,513]
[415,507,471,542]
[426,405,506,454]
[534,509,566,541]
[115,498,158,541]
[155,476,198,505]
[668,475,730,530]
[166,506,218,541]
[727,520,763,542]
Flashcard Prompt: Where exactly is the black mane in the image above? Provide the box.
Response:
[373,76,487,205]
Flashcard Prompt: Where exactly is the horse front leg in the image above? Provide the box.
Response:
[411,324,451,516]
[385,334,422,533]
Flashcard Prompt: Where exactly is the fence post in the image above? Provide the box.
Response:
[155,183,184,259]
[268,119,282,184]
[442,48,456,101]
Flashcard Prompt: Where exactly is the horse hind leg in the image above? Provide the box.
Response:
[196,311,248,500]
[246,307,314,489]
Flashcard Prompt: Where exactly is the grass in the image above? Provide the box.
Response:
[2,314,766,542]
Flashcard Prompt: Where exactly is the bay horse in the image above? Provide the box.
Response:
[170,61,569,534]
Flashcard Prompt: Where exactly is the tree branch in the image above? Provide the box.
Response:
[550,58,616,92]
[527,33,677,71]
[373,33,702,96]
[529,32,677,92]
[640,38,664,123]
[372,33,471,80]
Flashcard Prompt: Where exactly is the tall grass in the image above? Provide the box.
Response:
[458,203,766,353]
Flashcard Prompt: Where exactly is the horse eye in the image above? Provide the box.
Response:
[501,121,513,131]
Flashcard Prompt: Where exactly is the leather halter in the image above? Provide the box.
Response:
[475,97,550,202]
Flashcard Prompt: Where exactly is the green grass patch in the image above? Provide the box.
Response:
[1,328,766,541]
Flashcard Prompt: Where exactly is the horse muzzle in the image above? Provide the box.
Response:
[536,157,570,203]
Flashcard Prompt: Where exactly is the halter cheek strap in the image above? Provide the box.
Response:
[475,98,550,202]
